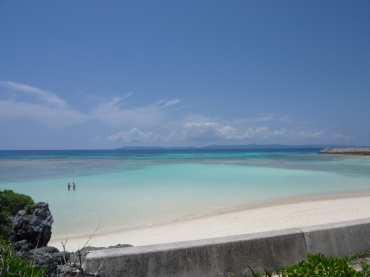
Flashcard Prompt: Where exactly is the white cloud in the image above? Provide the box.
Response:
[0,81,68,108]
[0,81,89,126]
[230,114,293,127]
[273,128,324,139]
[0,100,88,127]
[106,128,158,142]
[332,133,355,139]
[161,122,328,143]
[0,81,180,128]
[180,122,238,141]
[240,127,270,139]
[161,99,180,108]
[90,97,180,128]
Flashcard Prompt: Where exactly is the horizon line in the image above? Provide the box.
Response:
[1,143,369,151]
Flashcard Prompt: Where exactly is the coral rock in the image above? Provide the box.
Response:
[10,202,53,248]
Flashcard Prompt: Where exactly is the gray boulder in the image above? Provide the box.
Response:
[30,248,57,273]
[14,239,33,259]
[10,202,53,248]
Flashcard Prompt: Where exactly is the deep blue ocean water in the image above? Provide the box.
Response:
[1,148,370,239]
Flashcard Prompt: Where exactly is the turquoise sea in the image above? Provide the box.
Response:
[1,148,370,239]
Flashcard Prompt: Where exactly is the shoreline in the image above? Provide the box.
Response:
[48,190,370,251]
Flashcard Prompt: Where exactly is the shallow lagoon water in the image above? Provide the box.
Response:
[1,149,370,239]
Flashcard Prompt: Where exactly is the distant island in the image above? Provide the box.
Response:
[319,147,370,155]
[117,144,367,150]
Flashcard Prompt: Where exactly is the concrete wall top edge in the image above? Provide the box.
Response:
[87,228,302,259]
[297,217,370,232]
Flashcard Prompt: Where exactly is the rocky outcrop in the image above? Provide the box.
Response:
[21,244,128,277]
[319,147,370,155]
[9,201,132,276]
[14,240,70,276]
[10,202,53,248]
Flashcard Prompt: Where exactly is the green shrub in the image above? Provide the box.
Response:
[282,253,360,277]
[0,190,35,234]
[0,238,47,277]
[244,253,369,276]
[360,263,370,276]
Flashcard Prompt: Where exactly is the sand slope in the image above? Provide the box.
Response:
[48,192,370,251]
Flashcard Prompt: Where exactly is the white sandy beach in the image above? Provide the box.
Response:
[48,192,370,251]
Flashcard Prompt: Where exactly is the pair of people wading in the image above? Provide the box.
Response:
[67,182,76,191]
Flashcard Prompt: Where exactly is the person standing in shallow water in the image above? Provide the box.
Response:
[73,182,76,190]
[68,183,71,191]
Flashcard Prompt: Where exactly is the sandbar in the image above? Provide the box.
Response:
[48,191,370,251]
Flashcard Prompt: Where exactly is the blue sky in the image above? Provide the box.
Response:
[0,1,369,149]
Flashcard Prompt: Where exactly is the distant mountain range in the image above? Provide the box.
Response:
[117,144,366,150]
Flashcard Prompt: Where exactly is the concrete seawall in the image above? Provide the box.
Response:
[86,218,370,277]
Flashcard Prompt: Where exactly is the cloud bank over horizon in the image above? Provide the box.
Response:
[0,81,355,149]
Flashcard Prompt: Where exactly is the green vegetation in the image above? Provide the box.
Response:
[245,253,370,277]
[0,189,34,234]
[283,253,360,276]
[0,238,47,277]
